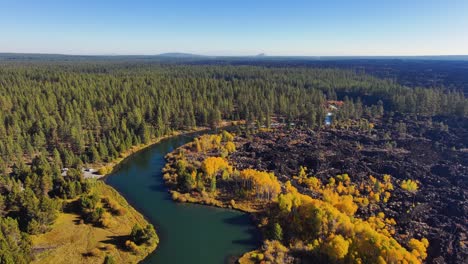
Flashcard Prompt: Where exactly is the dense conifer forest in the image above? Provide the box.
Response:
[0,61,467,262]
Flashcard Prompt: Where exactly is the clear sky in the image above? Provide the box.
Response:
[1,0,467,56]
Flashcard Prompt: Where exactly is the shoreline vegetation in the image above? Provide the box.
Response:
[163,129,264,213]
[163,128,431,264]
[90,121,241,179]
[31,181,157,264]
[30,121,240,264]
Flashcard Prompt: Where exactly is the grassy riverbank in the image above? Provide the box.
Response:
[30,122,241,264]
[31,181,156,264]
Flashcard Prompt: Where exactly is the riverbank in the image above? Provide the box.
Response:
[31,181,157,264]
[162,130,272,263]
[104,128,260,264]
[88,121,242,179]
[30,122,240,264]
[162,131,268,214]
[20,126,244,262]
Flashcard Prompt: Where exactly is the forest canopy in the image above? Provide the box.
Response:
[0,63,466,172]
[0,62,466,262]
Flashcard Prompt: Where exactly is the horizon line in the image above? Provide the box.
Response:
[1,52,468,58]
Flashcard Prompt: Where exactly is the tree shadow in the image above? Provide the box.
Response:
[222,214,261,247]
[72,215,84,225]
[63,200,105,227]
[81,252,96,257]
[63,199,81,214]
[147,184,174,201]
[231,236,259,247]
[101,235,132,251]
[148,183,167,193]
[222,214,252,226]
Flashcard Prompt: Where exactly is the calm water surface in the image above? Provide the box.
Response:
[105,133,259,264]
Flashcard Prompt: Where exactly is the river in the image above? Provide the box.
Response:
[105,132,260,264]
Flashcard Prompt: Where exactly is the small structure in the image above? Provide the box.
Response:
[325,112,333,126]
[324,100,344,126]
[326,100,344,109]
[61,168,69,177]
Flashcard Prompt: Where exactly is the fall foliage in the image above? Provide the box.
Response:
[237,169,281,200]
[401,179,419,193]
[167,133,430,264]
[201,157,232,179]
[276,182,428,263]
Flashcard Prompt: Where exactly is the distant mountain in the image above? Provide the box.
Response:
[156,52,206,58]
[157,52,268,58]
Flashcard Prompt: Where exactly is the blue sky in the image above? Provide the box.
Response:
[1,0,467,56]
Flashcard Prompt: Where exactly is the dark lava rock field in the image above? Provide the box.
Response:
[230,115,467,263]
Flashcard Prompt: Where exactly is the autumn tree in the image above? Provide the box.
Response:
[401,179,418,193]
[201,157,231,179]
[238,169,281,200]
[322,234,349,261]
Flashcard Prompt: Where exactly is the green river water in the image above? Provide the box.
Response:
[105,132,260,264]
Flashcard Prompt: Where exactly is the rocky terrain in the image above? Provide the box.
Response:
[229,115,468,263]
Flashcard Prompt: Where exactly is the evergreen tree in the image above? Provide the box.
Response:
[210,176,217,193]
[272,223,283,241]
